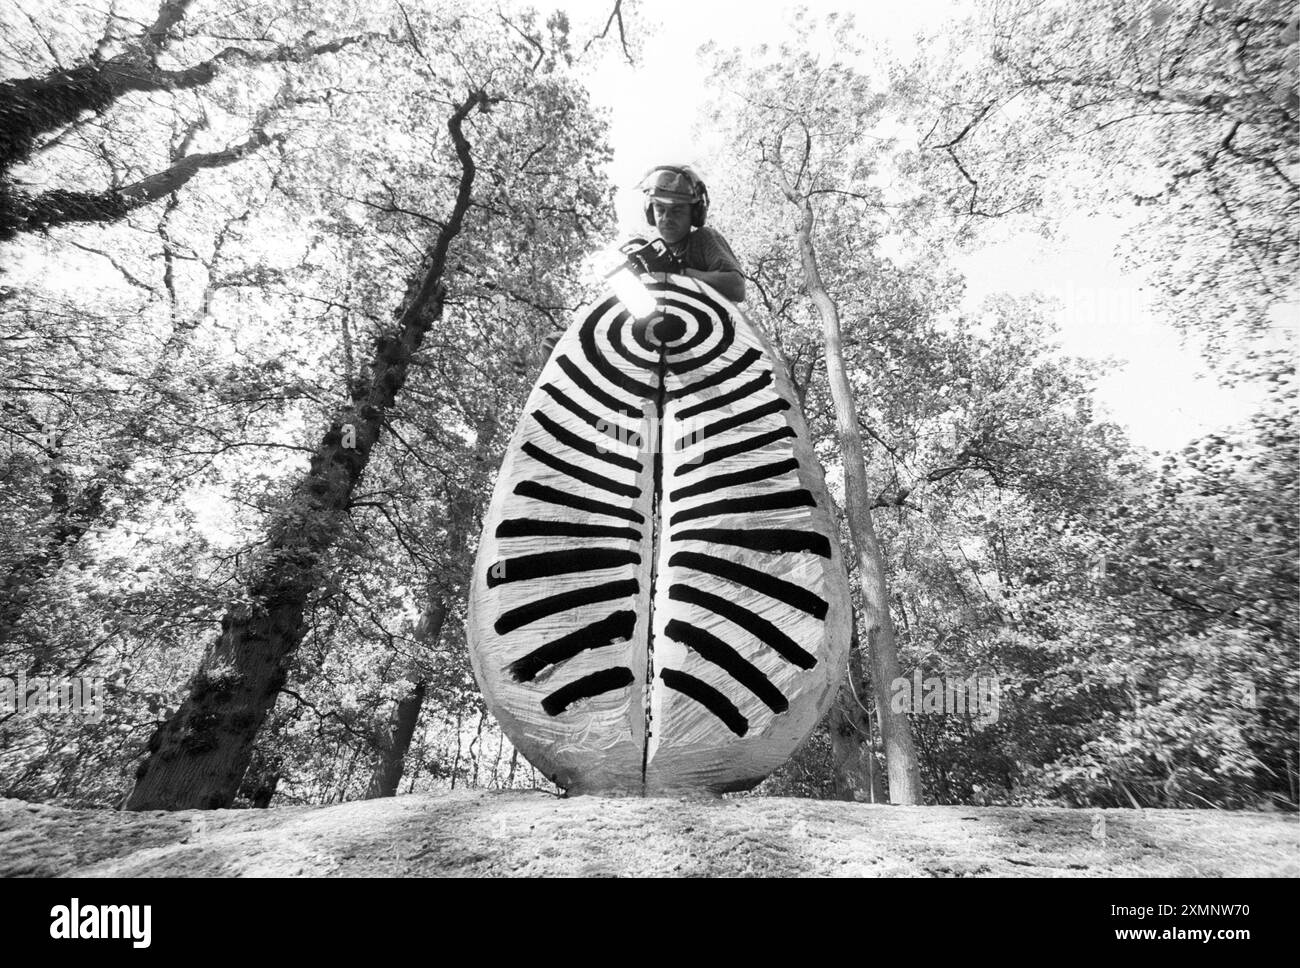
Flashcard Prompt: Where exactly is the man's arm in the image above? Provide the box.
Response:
[681,267,745,302]
[687,227,746,302]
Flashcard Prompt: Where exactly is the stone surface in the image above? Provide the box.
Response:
[3,791,1296,878]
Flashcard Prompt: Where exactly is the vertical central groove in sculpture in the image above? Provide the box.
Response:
[640,319,669,789]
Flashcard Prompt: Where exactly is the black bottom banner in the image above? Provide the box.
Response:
[0,876,1288,956]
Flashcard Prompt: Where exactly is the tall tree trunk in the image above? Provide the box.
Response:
[124,89,492,810]
[364,403,496,798]
[365,601,445,799]
[239,743,283,808]
[406,729,427,795]
[366,682,427,796]
[771,150,924,805]
[469,708,486,787]
[829,626,886,802]
[450,708,463,790]
[490,731,504,788]
[334,744,362,803]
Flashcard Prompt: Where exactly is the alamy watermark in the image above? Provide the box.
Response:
[1,674,105,723]
[594,414,710,462]
[50,898,151,948]
[891,670,1002,727]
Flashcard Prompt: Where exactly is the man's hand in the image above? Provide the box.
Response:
[626,239,681,276]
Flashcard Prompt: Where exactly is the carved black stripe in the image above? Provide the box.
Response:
[680,397,791,450]
[522,441,641,498]
[662,295,735,375]
[665,619,788,713]
[669,550,827,619]
[647,280,718,328]
[669,584,816,670]
[669,458,799,501]
[555,353,643,419]
[542,666,636,715]
[677,370,773,420]
[541,383,641,447]
[509,611,637,683]
[497,519,641,542]
[660,668,747,736]
[514,480,644,524]
[580,303,659,398]
[486,548,640,588]
[651,304,712,356]
[673,427,797,476]
[671,527,831,559]
[608,310,663,370]
[532,410,642,472]
[495,579,639,636]
[670,489,815,526]
[667,348,760,400]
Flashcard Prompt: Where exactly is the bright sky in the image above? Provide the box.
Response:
[565,0,1276,452]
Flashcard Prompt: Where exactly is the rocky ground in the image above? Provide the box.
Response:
[2,790,1295,877]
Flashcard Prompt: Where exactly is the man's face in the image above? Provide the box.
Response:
[652,200,691,244]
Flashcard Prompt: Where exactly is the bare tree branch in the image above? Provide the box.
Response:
[3,127,282,238]
[60,238,156,293]
[582,0,634,65]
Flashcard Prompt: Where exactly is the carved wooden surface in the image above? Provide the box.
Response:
[467,274,851,794]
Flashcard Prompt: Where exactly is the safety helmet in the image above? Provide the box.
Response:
[640,165,710,228]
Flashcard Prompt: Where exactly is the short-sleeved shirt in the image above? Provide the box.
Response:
[661,225,743,275]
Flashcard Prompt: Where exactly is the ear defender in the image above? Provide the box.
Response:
[691,180,709,227]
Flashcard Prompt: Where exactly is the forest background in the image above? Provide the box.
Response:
[0,0,1295,812]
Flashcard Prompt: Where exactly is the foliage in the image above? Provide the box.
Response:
[700,6,1296,809]
[1,0,617,805]
[0,1,1293,812]
[897,0,1299,377]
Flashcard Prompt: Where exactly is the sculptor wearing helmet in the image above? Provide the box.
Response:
[635,165,745,303]
[538,166,746,362]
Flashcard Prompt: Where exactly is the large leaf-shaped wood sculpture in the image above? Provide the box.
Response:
[467,272,851,794]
